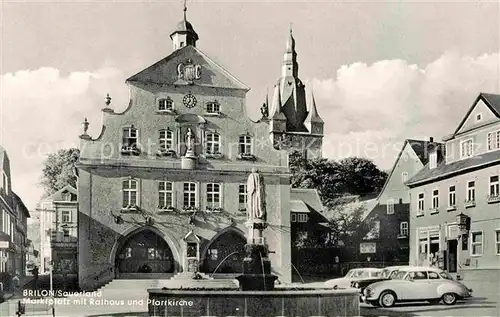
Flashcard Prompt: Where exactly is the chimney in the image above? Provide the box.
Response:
[429,137,434,143]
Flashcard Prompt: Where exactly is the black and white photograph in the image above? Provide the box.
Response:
[0,0,499,316]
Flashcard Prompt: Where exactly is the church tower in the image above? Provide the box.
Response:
[267,27,324,159]
[170,1,199,51]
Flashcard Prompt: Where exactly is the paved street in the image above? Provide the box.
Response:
[0,276,498,316]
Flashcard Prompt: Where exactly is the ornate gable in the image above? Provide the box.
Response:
[126,45,249,91]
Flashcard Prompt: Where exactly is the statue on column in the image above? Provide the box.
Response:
[246,168,266,222]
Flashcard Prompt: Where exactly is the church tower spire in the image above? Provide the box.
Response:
[170,0,199,51]
[282,25,298,78]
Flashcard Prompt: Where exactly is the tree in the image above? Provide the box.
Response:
[337,157,387,195]
[41,148,80,197]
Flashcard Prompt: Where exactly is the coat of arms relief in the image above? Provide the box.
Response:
[177,58,201,83]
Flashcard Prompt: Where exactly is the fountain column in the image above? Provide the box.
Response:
[236,169,278,290]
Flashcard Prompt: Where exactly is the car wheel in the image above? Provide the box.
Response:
[379,290,397,308]
[368,300,380,307]
[442,293,457,305]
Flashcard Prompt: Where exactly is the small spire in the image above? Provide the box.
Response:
[305,89,324,123]
[82,118,89,134]
[183,0,187,21]
[289,22,293,34]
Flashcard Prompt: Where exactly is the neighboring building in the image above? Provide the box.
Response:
[290,188,328,248]
[37,185,78,275]
[25,239,39,274]
[12,193,30,277]
[407,93,500,280]
[357,139,438,263]
[76,8,323,290]
[0,146,31,277]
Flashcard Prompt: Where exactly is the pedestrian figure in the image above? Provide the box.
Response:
[12,271,20,293]
[32,266,39,289]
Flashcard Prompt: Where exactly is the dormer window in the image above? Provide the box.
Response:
[158,98,174,111]
[206,101,220,114]
[429,152,437,169]
[460,139,473,159]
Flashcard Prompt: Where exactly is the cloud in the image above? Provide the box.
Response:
[1,66,128,209]
[311,51,500,169]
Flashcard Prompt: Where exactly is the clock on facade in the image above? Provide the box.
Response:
[183,93,197,108]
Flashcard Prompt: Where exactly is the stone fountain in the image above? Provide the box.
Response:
[146,169,360,316]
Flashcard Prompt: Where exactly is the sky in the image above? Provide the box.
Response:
[1,0,500,210]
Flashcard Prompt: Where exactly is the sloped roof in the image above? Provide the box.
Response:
[453,92,500,136]
[376,139,440,200]
[290,188,323,212]
[44,184,77,202]
[126,45,249,91]
[12,192,30,218]
[407,150,500,187]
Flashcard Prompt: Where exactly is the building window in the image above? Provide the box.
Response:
[206,183,221,210]
[470,231,483,256]
[487,131,500,151]
[467,181,475,202]
[297,214,308,222]
[122,178,138,208]
[206,101,220,114]
[205,133,221,154]
[429,152,437,169]
[183,182,197,208]
[490,176,499,197]
[239,135,253,154]
[495,230,500,255]
[158,181,173,209]
[476,113,482,122]
[432,189,439,209]
[448,186,456,208]
[386,199,395,215]
[400,222,408,236]
[418,193,425,215]
[401,172,408,183]
[63,229,70,238]
[238,184,247,211]
[158,98,173,111]
[186,242,197,258]
[123,127,138,147]
[159,129,174,150]
[208,249,218,261]
[291,213,297,222]
[460,139,473,158]
[61,211,71,223]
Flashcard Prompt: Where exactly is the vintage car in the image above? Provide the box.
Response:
[325,268,383,289]
[350,265,408,291]
[362,266,472,307]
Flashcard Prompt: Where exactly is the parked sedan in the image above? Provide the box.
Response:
[351,265,408,291]
[325,268,383,289]
[362,266,472,307]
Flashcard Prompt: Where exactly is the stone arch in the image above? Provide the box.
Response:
[109,225,181,275]
[200,226,247,274]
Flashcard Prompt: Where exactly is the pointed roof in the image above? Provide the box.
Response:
[126,45,249,91]
[44,184,77,202]
[305,91,324,123]
[376,139,440,199]
[452,92,500,136]
[270,81,286,120]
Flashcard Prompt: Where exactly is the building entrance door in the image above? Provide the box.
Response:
[115,230,174,276]
[447,239,458,273]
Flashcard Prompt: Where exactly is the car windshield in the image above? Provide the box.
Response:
[345,269,368,278]
[382,269,395,278]
[392,271,408,280]
[439,272,454,280]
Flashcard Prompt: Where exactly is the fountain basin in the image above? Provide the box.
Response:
[147,287,360,317]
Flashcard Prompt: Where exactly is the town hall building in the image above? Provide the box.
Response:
[76,6,324,290]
